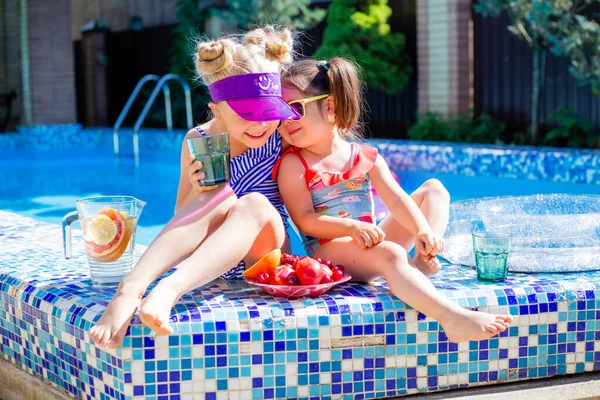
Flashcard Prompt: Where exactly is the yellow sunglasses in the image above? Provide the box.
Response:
[278,93,330,128]
[288,93,331,120]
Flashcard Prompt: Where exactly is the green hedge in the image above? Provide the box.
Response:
[407,108,599,149]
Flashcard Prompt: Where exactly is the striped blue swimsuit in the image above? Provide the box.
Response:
[196,128,288,279]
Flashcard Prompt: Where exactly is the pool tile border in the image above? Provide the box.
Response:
[1,126,598,185]
[2,210,600,399]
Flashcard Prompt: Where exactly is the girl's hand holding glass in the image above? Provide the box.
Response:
[187,154,219,193]
[348,222,386,249]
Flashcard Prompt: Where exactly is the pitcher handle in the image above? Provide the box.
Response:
[62,211,79,259]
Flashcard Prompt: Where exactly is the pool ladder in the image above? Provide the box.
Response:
[113,73,193,165]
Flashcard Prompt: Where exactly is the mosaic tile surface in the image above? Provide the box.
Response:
[0,126,186,153]
[373,139,600,185]
[2,210,600,399]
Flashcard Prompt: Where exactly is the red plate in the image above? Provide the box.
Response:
[245,273,352,298]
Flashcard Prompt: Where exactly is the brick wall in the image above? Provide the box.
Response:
[447,0,471,115]
[416,0,428,111]
[417,0,472,117]
[426,0,449,114]
[27,0,76,125]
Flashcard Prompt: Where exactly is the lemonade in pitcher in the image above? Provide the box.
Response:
[62,196,145,286]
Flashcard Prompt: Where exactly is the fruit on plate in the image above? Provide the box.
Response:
[257,272,271,284]
[245,252,348,287]
[294,257,326,285]
[84,207,133,262]
[243,248,282,279]
[281,253,301,266]
[270,265,295,285]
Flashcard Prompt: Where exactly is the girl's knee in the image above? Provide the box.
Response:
[423,179,450,202]
[235,192,271,212]
[377,241,408,267]
[235,193,281,225]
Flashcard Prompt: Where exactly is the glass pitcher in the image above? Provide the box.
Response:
[62,196,146,286]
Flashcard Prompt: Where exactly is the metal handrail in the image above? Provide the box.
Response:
[113,74,171,155]
[133,73,193,165]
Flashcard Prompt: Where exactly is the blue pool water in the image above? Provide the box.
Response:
[1,147,599,247]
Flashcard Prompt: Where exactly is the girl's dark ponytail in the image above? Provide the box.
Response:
[326,58,364,138]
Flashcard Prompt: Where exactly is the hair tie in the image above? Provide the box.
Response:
[264,26,274,36]
[317,60,330,71]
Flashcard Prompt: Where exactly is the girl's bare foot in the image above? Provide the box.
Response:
[440,309,512,343]
[138,284,180,336]
[412,252,441,277]
[89,290,142,348]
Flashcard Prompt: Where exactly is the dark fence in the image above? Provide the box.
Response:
[105,25,181,127]
[74,0,418,137]
[473,5,600,135]
[366,0,418,139]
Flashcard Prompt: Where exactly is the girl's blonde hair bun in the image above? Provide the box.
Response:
[195,39,236,76]
[245,25,294,65]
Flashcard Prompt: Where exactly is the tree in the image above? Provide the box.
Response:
[171,0,212,82]
[547,12,600,96]
[212,0,326,31]
[475,0,600,145]
[314,0,412,95]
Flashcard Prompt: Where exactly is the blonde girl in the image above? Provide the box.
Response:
[90,26,301,347]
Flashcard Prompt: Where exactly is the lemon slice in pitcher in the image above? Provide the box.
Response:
[88,214,118,245]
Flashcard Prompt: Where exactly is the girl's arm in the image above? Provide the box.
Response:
[368,154,431,236]
[277,154,381,245]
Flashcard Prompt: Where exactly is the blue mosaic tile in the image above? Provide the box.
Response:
[1,130,600,399]
[1,128,598,185]
[1,126,187,154]
[2,210,600,399]
[373,139,600,185]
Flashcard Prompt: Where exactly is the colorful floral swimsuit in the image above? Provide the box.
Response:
[275,144,378,256]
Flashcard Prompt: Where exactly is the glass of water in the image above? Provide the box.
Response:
[472,232,511,282]
[187,132,231,186]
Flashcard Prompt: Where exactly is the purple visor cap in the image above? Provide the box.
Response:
[208,72,302,122]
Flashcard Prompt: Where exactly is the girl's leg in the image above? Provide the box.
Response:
[139,192,288,335]
[314,239,512,343]
[89,185,238,348]
[378,178,450,276]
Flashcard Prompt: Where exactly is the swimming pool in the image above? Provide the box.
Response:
[1,133,599,246]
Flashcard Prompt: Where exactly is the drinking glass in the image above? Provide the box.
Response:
[472,232,511,282]
[186,132,231,186]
